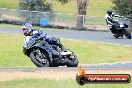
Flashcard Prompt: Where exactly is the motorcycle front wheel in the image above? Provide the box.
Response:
[113,34,119,38]
[66,53,78,67]
[30,49,49,67]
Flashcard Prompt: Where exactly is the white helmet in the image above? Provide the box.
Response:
[22,23,33,36]
[22,23,32,31]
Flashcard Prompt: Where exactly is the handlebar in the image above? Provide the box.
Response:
[34,32,47,41]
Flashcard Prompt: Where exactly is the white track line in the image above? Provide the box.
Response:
[61,38,132,46]
[80,61,132,67]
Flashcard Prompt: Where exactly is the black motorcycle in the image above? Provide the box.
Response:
[110,17,131,39]
[23,32,78,67]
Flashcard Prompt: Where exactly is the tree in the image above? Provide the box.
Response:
[112,0,132,31]
[19,0,52,12]
[57,0,90,29]
[112,0,132,18]
[19,0,52,23]
[77,0,90,29]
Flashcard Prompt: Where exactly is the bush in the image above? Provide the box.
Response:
[18,0,53,24]
[112,0,132,18]
[19,0,52,12]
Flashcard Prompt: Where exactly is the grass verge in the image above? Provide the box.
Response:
[0,78,131,88]
[0,23,21,27]
[0,23,63,30]
[0,34,132,67]
[64,39,132,64]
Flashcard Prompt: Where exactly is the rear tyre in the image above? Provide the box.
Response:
[124,30,131,39]
[30,49,49,67]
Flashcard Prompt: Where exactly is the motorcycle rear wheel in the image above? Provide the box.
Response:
[124,30,131,39]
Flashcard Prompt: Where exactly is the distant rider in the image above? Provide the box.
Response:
[105,9,121,34]
[22,23,64,54]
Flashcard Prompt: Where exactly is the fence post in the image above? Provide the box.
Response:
[29,11,32,22]
[76,15,85,30]
[54,13,60,26]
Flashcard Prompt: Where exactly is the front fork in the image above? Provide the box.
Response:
[35,49,47,63]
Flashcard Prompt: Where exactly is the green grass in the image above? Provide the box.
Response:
[85,17,106,25]
[63,39,132,64]
[0,0,18,9]
[0,79,131,88]
[0,0,113,16]
[0,23,21,27]
[0,34,35,67]
[50,0,113,16]
[0,34,132,67]
[0,34,132,88]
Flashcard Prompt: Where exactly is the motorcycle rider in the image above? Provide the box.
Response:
[105,9,121,34]
[22,23,64,54]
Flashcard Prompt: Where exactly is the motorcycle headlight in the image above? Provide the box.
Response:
[70,55,75,58]
[120,24,124,28]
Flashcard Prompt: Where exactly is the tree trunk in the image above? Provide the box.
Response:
[76,0,89,29]
[76,15,84,29]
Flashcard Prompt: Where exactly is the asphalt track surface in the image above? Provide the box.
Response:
[0,26,132,68]
[0,27,132,46]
